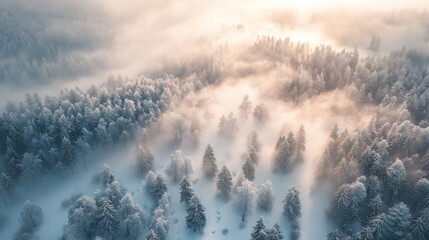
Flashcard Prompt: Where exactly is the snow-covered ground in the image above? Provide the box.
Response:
[0,80,371,240]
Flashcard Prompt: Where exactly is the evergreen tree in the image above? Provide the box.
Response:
[61,137,75,168]
[216,166,233,197]
[296,125,306,163]
[251,217,266,240]
[242,157,256,181]
[273,136,291,173]
[186,196,206,232]
[236,180,256,222]
[0,172,14,203]
[95,197,119,239]
[283,187,301,224]
[384,202,411,239]
[257,180,275,212]
[136,145,154,176]
[179,178,194,206]
[166,150,184,183]
[408,208,429,240]
[248,131,262,155]
[151,175,167,202]
[386,159,406,204]
[20,153,43,185]
[239,95,253,120]
[202,145,218,178]
[146,229,160,240]
[14,200,43,240]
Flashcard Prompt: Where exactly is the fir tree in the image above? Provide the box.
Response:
[136,145,154,176]
[186,196,206,232]
[283,187,301,224]
[202,145,218,178]
[95,197,119,239]
[216,166,233,197]
[151,175,167,202]
[242,157,256,181]
[179,178,194,206]
[146,229,160,240]
[251,217,266,240]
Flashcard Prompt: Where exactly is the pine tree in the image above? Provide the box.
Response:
[96,197,119,239]
[0,172,14,203]
[251,217,266,240]
[257,180,275,212]
[217,166,233,196]
[283,187,301,224]
[179,178,194,206]
[14,200,43,240]
[20,153,43,185]
[166,150,184,183]
[248,131,262,155]
[386,159,406,204]
[136,145,154,176]
[186,196,206,232]
[271,223,284,240]
[239,95,252,120]
[236,180,256,222]
[330,124,339,140]
[367,194,383,221]
[202,145,218,178]
[151,175,167,202]
[242,157,256,181]
[408,208,429,240]
[296,125,306,163]
[384,202,411,239]
[61,137,75,168]
[146,229,160,240]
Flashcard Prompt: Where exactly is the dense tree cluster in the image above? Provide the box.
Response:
[317,108,429,238]
[273,128,306,173]
[250,218,283,240]
[0,75,202,193]
[62,165,145,240]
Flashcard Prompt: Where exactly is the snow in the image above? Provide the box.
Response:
[0,81,369,240]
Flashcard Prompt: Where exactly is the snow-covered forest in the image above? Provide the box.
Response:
[1,0,429,239]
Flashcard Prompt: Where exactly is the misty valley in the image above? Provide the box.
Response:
[1,1,429,240]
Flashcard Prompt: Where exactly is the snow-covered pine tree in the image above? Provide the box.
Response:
[146,229,160,240]
[239,95,252,120]
[407,207,429,240]
[0,172,14,203]
[136,145,154,176]
[202,144,218,178]
[283,187,301,224]
[217,166,233,197]
[151,175,167,202]
[95,197,119,239]
[14,200,43,240]
[166,150,184,183]
[186,196,206,232]
[242,157,256,181]
[296,125,306,163]
[179,178,194,206]
[236,180,256,222]
[257,180,275,212]
[250,217,266,240]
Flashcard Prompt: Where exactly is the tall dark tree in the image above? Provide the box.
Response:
[216,166,233,197]
[296,125,306,163]
[146,229,160,240]
[0,172,14,204]
[151,175,167,202]
[136,145,154,176]
[283,187,301,224]
[186,196,206,232]
[14,200,43,240]
[242,157,256,181]
[202,145,218,178]
[179,178,194,206]
[251,218,266,240]
[95,197,119,239]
